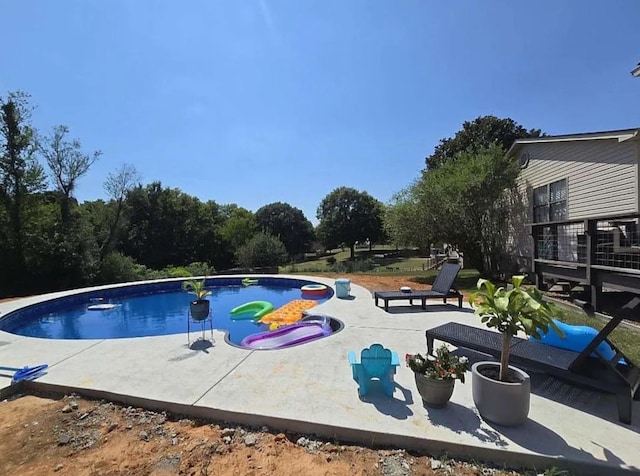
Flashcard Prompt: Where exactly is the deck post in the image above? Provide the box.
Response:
[586,218,601,311]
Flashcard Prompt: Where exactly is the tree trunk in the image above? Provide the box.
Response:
[499,333,511,381]
[349,243,355,259]
[463,244,484,274]
[99,199,124,265]
[60,196,71,226]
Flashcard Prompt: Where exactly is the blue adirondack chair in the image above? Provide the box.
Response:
[347,343,399,397]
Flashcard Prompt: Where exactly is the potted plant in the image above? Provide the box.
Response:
[406,344,469,408]
[469,275,563,426]
[182,278,212,320]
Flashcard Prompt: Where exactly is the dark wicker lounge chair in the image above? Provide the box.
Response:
[373,263,462,312]
[425,315,640,424]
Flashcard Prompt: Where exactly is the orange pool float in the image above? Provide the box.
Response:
[259,299,318,325]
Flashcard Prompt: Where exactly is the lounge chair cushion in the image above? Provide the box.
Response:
[533,319,617,361]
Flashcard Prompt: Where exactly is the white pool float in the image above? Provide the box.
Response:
[87,303,117,311]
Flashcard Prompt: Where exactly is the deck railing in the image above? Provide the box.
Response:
[531,212,640,272]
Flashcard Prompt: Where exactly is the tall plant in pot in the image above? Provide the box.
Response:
[469,276,562,426]
[182,278,212,320]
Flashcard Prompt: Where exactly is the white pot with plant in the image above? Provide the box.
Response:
[469,276,562,426]
[182,278,212,320]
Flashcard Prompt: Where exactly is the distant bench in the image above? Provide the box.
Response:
[373,289,463,312]
[373,263,463,312]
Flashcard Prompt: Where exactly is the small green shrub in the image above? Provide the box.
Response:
[166,266,192,278]
[98,252,144,284]
[185,261,215,276]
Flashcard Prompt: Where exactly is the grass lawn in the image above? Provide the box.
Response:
[285,245,436,273]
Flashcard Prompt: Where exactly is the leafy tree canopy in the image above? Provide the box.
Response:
[255,202,315,258]
[121,182,224,270]
[415,144,521,275]
[425,115,543,169]
[316,187,385,258]
[236,232,288,268]
[40,124,101,224]
[219,204,258,254]
[383,186,431,252]
[0,92,47,292]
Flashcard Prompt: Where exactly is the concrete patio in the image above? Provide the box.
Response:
[1,275,639,475]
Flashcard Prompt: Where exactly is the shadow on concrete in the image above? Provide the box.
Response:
[455,349,640,433]
[490,418,632,469]
[529,373,640,433]
[426,401,507,447]
[167,339,215,362]
[385,304,473,315]
[189,339,214,352]
[337,296,356,301]
[358,381,414,420]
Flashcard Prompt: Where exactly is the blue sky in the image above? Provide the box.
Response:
[1,0,639,224]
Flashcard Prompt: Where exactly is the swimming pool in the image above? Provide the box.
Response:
[0,277,337,346]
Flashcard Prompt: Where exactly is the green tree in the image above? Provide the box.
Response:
[0,92,47,292]
[219,204,258,254]
[255,202,315,259]
[415,144,520,275]
[236,232,288,268]
[26,197,100,291]
[122,182,226,270]
[316,187,385,259]
[100,163,140,264]
[425,115,543,169]
[40,125,101,225]
[384,186,431,253]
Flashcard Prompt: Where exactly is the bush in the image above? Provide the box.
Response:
[236,232,288,268]
[98,252,145,284]
[185,262,215,276]
[166,266,192,278]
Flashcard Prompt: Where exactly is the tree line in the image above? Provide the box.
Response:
[0,92,387,297]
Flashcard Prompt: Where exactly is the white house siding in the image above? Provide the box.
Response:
[509,139,639,271]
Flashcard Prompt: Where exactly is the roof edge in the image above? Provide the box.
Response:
[506,128,640,156]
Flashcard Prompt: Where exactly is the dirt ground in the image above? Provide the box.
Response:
[0,276,535,476]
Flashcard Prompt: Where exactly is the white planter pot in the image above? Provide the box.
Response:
[471,361,530,426]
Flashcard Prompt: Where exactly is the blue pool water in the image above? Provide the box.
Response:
[0,280,331,345]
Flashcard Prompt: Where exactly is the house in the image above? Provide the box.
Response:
[506,128,640,310]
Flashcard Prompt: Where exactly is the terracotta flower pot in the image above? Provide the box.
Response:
[414,372,455,408]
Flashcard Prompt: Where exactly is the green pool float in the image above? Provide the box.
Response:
[230,300,274,320]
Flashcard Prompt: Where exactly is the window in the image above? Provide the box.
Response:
[533,179,567,223]
[549,179,567,221]
[533,186,549,223]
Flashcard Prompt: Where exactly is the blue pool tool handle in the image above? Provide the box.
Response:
[0,364,49,383]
